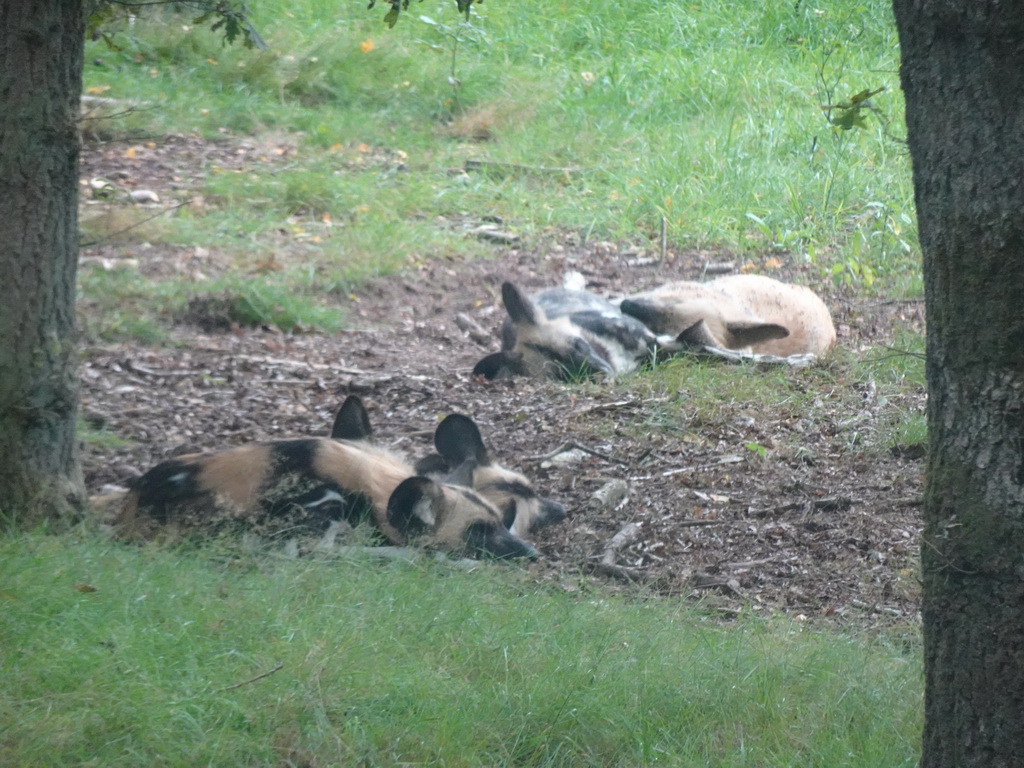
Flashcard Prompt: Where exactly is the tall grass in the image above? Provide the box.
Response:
[1,532,921,766]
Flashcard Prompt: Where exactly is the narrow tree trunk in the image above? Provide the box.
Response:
[0,0,86,528]
[892,2,1024,766]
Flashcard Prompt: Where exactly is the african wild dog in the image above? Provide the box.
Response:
[113,396,538,560]
[413,414,567,538]
[472,281,666,381]
[329,397,566,540]
[620,274,836,357]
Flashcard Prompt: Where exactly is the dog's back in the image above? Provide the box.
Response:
[621,275,835,357]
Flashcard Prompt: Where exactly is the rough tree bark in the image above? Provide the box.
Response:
[0,0,87,528]
[892,2,1024,766]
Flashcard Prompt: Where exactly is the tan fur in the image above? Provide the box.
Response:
[624,275,836,356]
[309,439,417,543]
[195,445,275,509]
[113,437,527,557]
[430,486,495,550]
[472,464,542,536]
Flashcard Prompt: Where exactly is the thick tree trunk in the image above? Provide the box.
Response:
[0,0,86,528]
[892,2,1024,766]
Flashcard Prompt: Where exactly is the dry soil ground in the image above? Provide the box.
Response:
[78,133,927,629]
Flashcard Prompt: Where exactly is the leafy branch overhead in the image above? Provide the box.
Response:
[822,87,886,131]
[89,1,267,49]
[369,0,483,28]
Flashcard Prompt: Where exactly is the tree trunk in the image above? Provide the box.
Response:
[892,2,1024,766]
[0,0,86,528]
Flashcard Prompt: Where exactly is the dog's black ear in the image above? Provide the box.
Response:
[675,320,716,349]
[330,395,373,440]
[473,351,513,380]
[434,414,489,467]
[724,320,790,346]
[386,476,441,537]
[619,298,665,330]
[501,282,541,326]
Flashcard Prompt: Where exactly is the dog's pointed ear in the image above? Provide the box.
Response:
[330,395,373,440]
[473,351,514,380]
[675,320,716,348]
[724,320,790,346]
[434,414,490,467]
[619,298,665,330]
[387,476,442,537]
[501,282,541,326]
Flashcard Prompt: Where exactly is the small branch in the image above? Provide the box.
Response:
[524,441,629,466]
[80,200,192,248]
[661,455,745,477]
[721,557,779,570]
[577,399,639,415]
[673,518,734,528]
[748,496,854,518]
[868,344,926,361]
[464,159,585,177]
[454,312,492,346]
[591,522,645,582]
[216,662,284,693]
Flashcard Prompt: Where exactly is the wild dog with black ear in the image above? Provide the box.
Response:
[473,281,665,381]
[331,396,564,539]
[114,396,537,560]
[329,393,374,441]
[416,413,567,538]
[620,274,836,357]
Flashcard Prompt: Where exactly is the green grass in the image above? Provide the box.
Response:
[79,0,918,340]
[1,531,921,767]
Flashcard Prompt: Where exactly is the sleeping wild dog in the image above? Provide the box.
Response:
[329,397,566,540]
[113,396,538,560]
[619,274,836,358]
[472,280,667,380]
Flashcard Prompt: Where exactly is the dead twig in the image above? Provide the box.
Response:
[748,496,854,518]
[591,522,644,582]
[525,442,629,466]
[673,518,735,528]
[79,200,192,248]
[577,399,640,415]
[229,354,373,377]
[464,159,585,177]
[454,312,492,346]
[690,573,745,597]
[215,662,284,693]
[867,344,926,361]
[721,557,779,570]
[660,455,745,477]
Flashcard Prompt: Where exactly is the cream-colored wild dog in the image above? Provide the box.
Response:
[620,274,836,357]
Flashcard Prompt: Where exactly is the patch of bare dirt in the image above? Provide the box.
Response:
[78,133,927,629]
